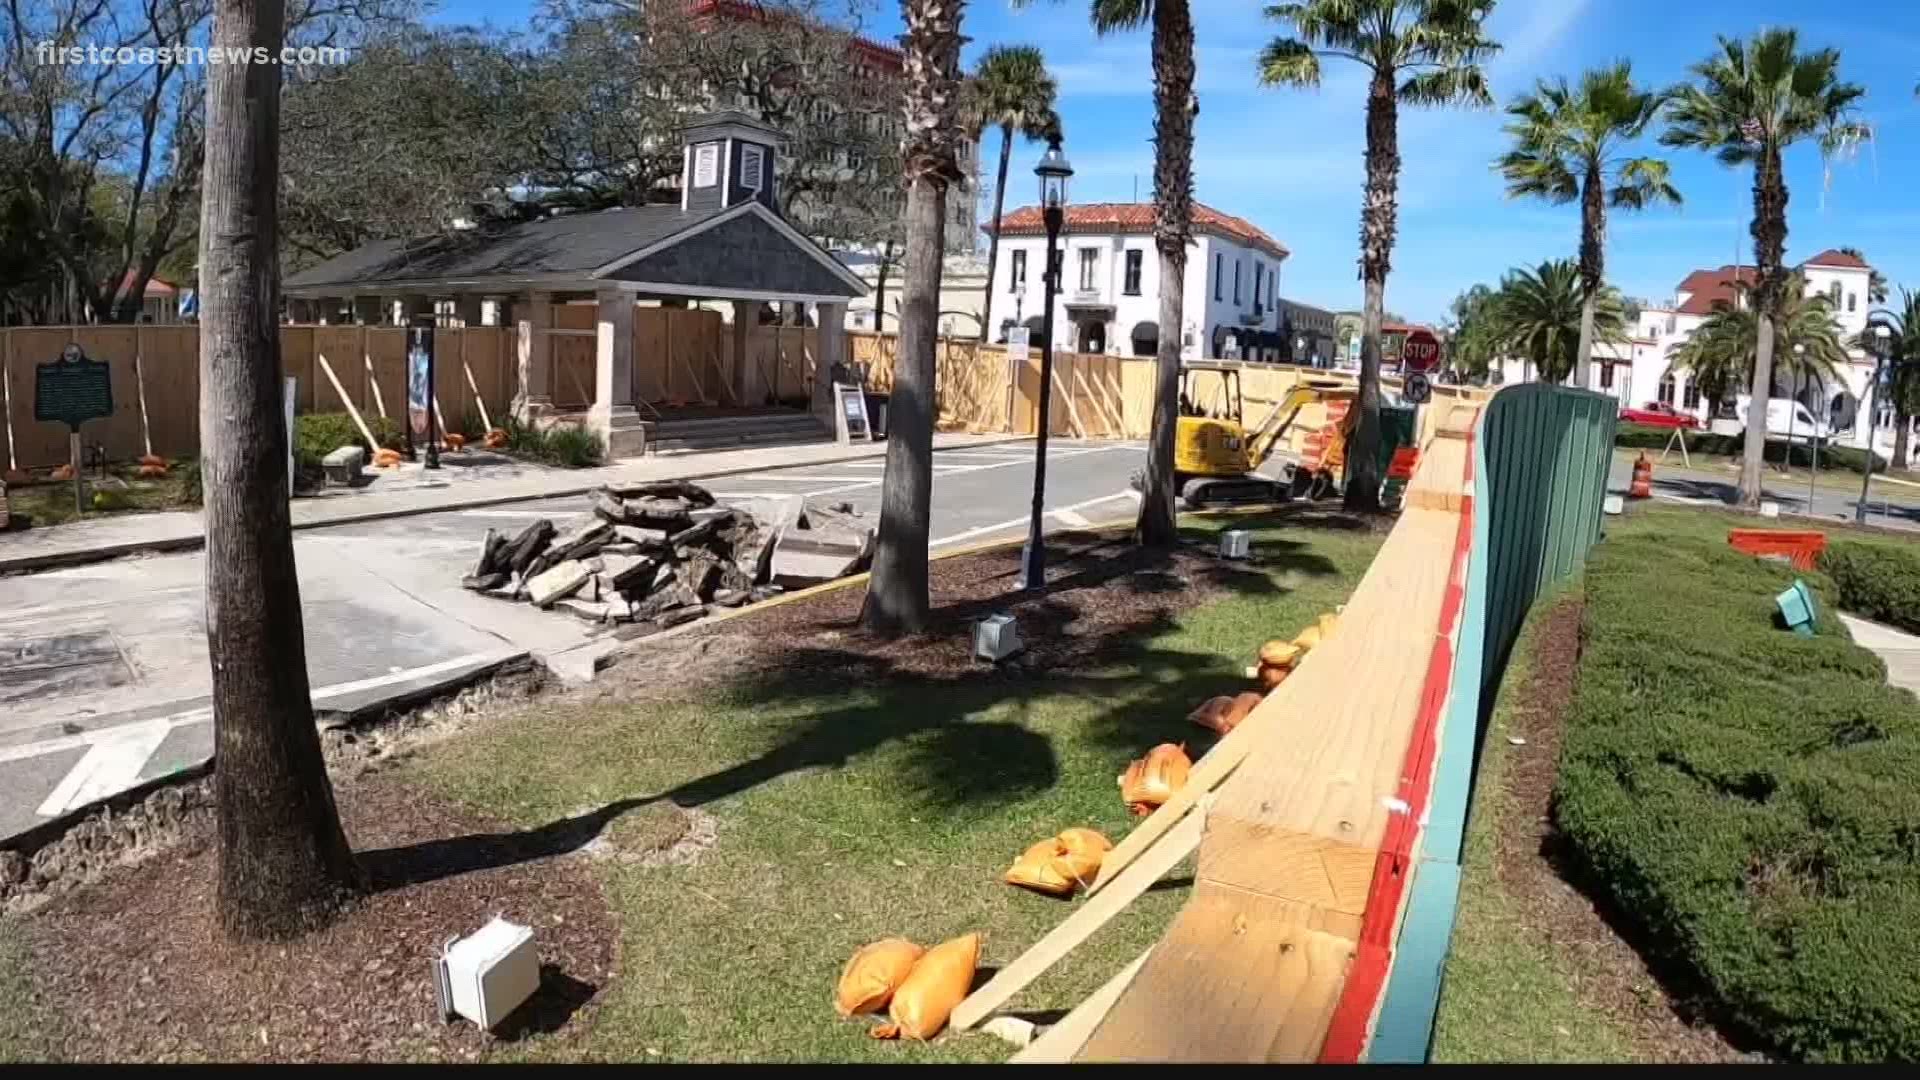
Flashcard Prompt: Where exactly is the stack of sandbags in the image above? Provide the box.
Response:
[136,454,168,478]
[1251,609,1339,691]
[1187,690,1266,736]
[836,932,982,1041]
[1004,827,1114,897]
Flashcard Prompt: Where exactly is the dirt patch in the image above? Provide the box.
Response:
[1,780,214,917]
[323,664,551,779]
[9,771,617,1063]
[583,528,1294,699]
[1492,597,1751,1063]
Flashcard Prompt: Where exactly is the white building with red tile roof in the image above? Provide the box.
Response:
[1494,248,1885,450]
[984,201,1291,361]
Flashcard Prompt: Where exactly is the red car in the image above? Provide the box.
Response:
[1619,402,1702,430]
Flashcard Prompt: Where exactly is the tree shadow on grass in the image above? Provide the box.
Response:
[364,531,1345,889]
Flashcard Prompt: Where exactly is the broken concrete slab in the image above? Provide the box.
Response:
[626,496,694,531]
[462,571,509,593]
[527,559,593,608]
[712,588,749,608]
[657,604,708,628]
[599,553,658,592]
[603,479,715,507]
[469,527,505,578]
[556,597,612,624]
[771,528,872,583]
[591,490,631,525]
[548,517,613,562]
[503,518,556,574]
[613,524,671,550]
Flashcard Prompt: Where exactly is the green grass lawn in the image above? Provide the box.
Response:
[1430,586,1639,1064]
[403,512,1385,1062]
[0,924,55,1063]
[3,460,198,527]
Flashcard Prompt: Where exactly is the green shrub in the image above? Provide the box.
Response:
[498,416,603,469]
[1555,531,1920,1062]
[1615,423,1886,472]
[1820,539,1920,635]
[178,458,202,506]
[292,412,401,470]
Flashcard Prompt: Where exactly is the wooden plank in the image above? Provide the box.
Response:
[1074,887,1356,1062]
[315,351,380,452]
[1009,947,1153,1064]
[1,329,14,470]
[950,810,1203,1032]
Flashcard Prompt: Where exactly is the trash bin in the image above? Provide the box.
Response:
[865,393,890,438]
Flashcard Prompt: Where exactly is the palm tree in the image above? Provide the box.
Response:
[1868,289,1920,470]
[1492,259,1629,384]
[1662,29,1870,508]
[1443,282,1501,380]
[1669,274,1849,421]
[1016,0,1196,546]
[861,0,968,635]
[1496,62,1680,388]
[967,45,1059,344]
[1258,1,1499,511]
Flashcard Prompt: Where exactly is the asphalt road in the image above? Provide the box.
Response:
[1608,451,1920,531]
[0,438,1145,841]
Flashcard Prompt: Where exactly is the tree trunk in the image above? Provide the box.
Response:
[978,122,1014,342]
[861,0,963,634]
[1348,73,1399,513]
[1739,147,1788,509]
[1572,164,1605,389]
[1895,407,1911,472]
[874,243,891,333]
[1133,0,1195,548]
[201,0,362,940]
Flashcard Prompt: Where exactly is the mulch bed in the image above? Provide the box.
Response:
[11,772,618,1063]
[1492,596,1752,1063]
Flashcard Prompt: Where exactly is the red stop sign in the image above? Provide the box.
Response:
[1402,329,1442,374]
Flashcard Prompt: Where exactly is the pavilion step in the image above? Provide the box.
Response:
[647,413,832,455]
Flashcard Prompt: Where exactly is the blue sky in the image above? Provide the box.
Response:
[443,1,1920,322]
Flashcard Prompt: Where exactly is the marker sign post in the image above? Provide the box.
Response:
[833,382,874,443]
[34,344,114,515]
[1006,327,1031,430]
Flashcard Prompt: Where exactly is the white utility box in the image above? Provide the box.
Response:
[435,916,540,1030]
[1760,501,1781,519]
[974,613,1024,662]
[1219,530,1252,560]
[1603,494,1624,515]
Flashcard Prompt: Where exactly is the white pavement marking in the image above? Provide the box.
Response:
[458,510,560,519]
[929,491,1135,549]
[35,719,171,817]
[308,650,509,704]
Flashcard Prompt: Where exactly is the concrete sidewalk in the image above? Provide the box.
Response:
[0,432,1027,574]
[1840,613,1920,694]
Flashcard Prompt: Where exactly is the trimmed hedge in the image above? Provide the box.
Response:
[292,412,402,471]
[1821,539,1920,636]
[1615,423,1886,473]
[1555,531,1920,1062]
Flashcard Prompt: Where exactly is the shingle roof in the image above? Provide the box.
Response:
[986,201,1289,259]
[1674,264,1752,315]
[284,205,723,290]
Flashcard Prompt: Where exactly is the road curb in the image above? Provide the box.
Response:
[0,435,1038,575]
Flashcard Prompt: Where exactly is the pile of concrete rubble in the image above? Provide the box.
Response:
[461,478,875,630]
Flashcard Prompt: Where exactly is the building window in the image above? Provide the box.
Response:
[1214,254,1222,301]
[694,144,719,187]
[1233,260,1242,304]
[1010,250,1026,294]
[1078,248,1098,291]
[1829,282,1842,305]
[1658,373,1675,406]
[739,145,763,192]
[1252,263,1263,310]
[1848,293,1858,312]
[1683,380,1701,410]
[1599,363,1615,390]
[1123,250,1143,295]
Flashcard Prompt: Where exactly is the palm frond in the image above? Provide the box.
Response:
[1257,37,1322,88]
[1610,157,1682,209]
[1089,0,1154,34]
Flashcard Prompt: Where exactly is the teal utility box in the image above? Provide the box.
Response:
[1777,579,1818,637]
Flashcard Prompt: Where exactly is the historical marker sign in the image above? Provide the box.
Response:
[406,319,439,467]
[35,344,114,431]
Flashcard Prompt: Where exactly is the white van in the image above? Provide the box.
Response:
[1733,395,1830,442]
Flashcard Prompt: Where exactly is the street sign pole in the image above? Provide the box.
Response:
[68,431,81,515]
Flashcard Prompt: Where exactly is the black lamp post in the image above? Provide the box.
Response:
[1022,135,1073,590]
[1857,322,1894,523]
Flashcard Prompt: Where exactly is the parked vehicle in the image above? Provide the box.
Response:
[1618,401,1702,430]
[1733,395,1830,442]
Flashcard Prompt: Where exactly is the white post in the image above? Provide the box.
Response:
[513,289,553,422]
[815,302,847,429]
[592,286,645,457]
[284,376,297,495]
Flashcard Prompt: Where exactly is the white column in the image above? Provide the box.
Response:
[731,299,759,405]
[513,289,553,421]
[593,286,646,458]
[814,302,847,431]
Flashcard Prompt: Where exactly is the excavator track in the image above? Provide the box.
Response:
[1178,475,1291,511]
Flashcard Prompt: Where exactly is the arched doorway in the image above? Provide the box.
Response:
[1020,315,1045,343]
[1831,390,1859,432]
[1657,371,1676,406]
[1210,325,1227,359]
[1130,321,1158,357]
[1078,320,1106,354]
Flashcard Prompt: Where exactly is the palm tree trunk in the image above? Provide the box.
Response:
[978,122,1014,343]
[1573,166,1605,389]
[202,0,362,940]
[1895,407,1912,472]
[1739,147,1788,509]
[861,0,963,634]
[1134,0,1195,548]
[1348,72,1399,513]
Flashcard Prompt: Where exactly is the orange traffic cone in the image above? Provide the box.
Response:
[1629,451,1653,499]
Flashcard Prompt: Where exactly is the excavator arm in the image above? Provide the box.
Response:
[1244,383,1342,472]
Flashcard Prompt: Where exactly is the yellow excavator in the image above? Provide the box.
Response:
[1135,362,1358,509]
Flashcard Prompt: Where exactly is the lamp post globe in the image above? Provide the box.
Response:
[1023,135,1073,590]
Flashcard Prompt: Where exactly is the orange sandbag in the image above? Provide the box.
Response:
[1258,639,1303,668]
[887,932,981,1040]
[1292,625,1323,651]
[835,937,925,1017]
[137,463,167,478]
[1119,743,1192,816]
[1221,691,1264,732]
[444,433,468,451]
[50,464,75,481]
[484,427,508,449]
[1259,663,1291,691]
[1318,612,1339,641]
[1005,839,1076,896]
[1187,695,1234,734]
[138,454,165,468]
[3,469,27,486]
[1056,828,1112,860]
